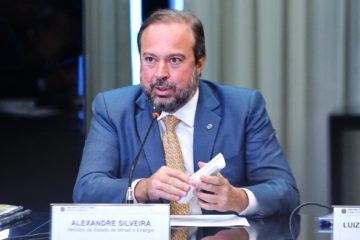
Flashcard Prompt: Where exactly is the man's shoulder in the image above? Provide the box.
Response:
[92,85,144,115]
[200,79,259,100]
[100,84,142,100]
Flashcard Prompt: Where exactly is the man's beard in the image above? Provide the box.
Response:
[141,67,199,113]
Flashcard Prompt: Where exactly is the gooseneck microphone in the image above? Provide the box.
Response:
[126,106,161,204]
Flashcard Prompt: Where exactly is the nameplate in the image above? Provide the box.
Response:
[333,205,360,239]
[51,204,170,240]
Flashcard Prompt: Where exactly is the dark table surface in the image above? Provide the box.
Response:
[0,211,332,240]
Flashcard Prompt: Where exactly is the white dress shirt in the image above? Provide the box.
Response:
[133,88,259,215]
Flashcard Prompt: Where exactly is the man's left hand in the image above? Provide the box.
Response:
[191,162,249,213]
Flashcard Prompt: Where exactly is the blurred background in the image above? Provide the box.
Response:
[0,0,83,211]
[0,0,359,236]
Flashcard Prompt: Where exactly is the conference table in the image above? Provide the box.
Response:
[1,211,332,240]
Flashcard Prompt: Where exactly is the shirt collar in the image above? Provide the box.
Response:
[158,88,199,127]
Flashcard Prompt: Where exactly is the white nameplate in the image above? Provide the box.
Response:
[333,205,360,239]
[51,204,170,240]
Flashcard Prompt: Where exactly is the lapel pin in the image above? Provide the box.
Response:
[206,123,213,129]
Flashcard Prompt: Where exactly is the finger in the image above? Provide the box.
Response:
[199,174,224,186]
[162,188,186,201]
[150,187,182,201]
[153,168,190,196]
[196,196,218,211]
[148,178,187,201]
[197,161,206,168]
[195,188,217,202]
[161,169,190,193]
[167,168,191,184]
[160,165,190,183]
[156,166,190,183]
[164,178,189,196]
[198,180,219,194]
[190,176,224,195]
[195,191,228,212]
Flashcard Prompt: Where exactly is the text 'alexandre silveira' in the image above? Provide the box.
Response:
[70,219,152,227]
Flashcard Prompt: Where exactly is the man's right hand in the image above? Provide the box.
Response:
[134,166,190,202]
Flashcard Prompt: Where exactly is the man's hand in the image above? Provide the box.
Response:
[134,166,190,202]
[192,162,249,213]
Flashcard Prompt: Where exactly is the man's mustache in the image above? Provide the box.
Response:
[150,79,177,90]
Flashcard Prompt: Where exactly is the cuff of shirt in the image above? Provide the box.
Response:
[239,188,259,215]
[131,179,143,203]
[245,224,258,240]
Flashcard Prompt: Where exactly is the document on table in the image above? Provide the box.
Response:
[170,214,249,227]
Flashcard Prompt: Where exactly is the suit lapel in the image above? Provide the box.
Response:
[135,95,165,174]
[135,81,222,174]
[193,82,221,172]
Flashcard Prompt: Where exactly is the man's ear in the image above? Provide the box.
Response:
[196,56,206,75]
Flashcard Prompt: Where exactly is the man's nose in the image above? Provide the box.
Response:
[155,61,169,79]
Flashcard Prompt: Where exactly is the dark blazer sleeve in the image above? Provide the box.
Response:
[73,92,126,203]
[242,90,299,217]
[193,81,299,217]
[73,86,165,204]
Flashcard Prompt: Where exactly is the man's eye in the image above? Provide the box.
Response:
[144,56,155,63]
[169,57,182,65]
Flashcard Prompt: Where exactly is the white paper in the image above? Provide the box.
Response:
[178,153,226,204]
[170,214,249,227]
[333,206,360,240]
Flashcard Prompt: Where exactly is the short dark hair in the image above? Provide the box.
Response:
[137,9,206,64]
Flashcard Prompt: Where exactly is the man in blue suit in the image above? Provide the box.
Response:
[73,9,299,218]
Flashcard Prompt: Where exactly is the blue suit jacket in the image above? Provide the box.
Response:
[73,80,299,217]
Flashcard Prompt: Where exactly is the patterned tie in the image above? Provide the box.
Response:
[162,115,189,240]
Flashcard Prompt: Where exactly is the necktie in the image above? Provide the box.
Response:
[162,115,189,240]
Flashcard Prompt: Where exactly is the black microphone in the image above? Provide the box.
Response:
[126,106,161,204]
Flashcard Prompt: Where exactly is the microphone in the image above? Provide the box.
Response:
[126,106,161,204]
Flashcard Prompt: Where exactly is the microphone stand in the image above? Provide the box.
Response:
[126,110,161,204]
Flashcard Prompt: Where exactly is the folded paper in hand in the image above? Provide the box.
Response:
[178,153,226,204]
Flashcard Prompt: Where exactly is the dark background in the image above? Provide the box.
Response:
[0,0,83,211]
[0,0,170,212]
